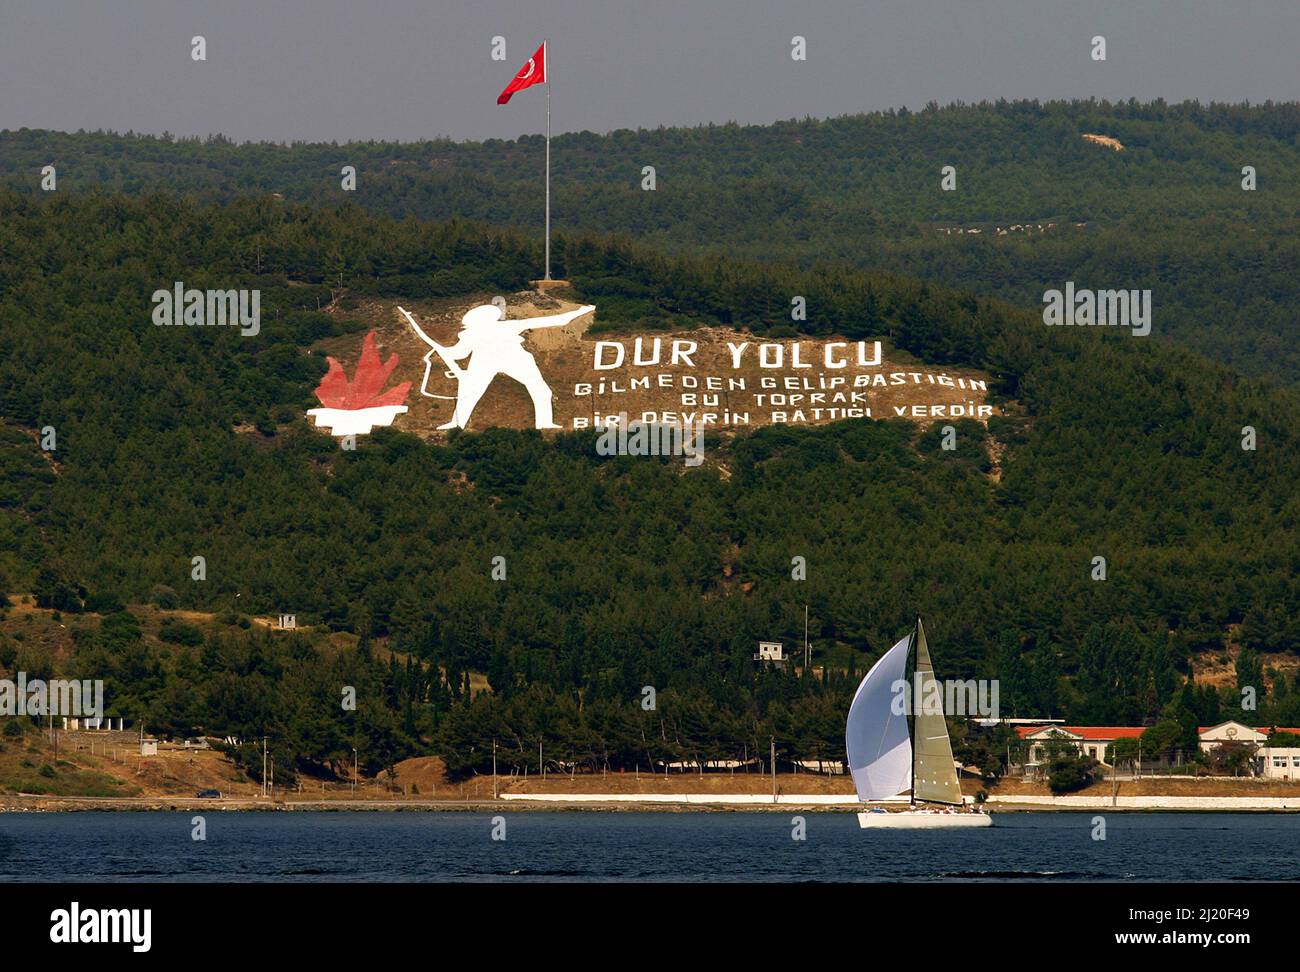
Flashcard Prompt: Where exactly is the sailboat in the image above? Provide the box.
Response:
[846,618,992,828]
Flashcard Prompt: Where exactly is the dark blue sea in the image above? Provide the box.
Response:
[1,811,1296,882]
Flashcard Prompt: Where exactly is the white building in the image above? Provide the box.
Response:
[793,759,845,775]
[1016,725,1145,767]
[753,641,786,665]
[1262,748,1300,780]
[1011,719,1300,778]
[60,716,125,731]
[1197,720,1270,752]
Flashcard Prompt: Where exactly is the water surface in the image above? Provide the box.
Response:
[0,811,1294,882]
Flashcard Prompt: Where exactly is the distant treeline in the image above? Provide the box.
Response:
[3,99,1299,380]
[2,190,1300,779]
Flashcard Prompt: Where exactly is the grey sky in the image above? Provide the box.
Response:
[3,0,1297,144]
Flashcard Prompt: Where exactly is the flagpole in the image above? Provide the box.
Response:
[544,39,551,281]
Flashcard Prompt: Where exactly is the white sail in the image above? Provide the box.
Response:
[845,633,912,802]
[912,619,964,805]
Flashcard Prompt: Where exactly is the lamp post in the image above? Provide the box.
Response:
[804,603,810,673]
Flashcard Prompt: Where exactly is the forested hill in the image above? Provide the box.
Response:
[3,100,1299,381]
[2,190,1300,776]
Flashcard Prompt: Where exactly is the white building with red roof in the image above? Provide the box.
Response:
[1016,725,1146,767]
[1014,719,1300,776]
[1196,720,1300,751]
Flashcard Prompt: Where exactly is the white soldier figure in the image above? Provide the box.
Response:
[399,303,594,430]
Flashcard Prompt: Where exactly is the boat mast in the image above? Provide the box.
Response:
[909,619,918,807]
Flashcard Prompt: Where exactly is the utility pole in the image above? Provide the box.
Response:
[804,604,810,674]
[262,737,268,798]
[352,747,358,795]
[770,736,777,804]
[492,739,498,799]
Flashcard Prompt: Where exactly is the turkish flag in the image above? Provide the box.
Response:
[498,42,547,104]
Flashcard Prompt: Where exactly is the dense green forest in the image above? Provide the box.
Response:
[3,100,1299,381]
[2,186,1299,779]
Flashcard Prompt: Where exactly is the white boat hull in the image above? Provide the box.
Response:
[857,810,993,829]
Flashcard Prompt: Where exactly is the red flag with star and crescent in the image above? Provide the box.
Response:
[498,42,547,104]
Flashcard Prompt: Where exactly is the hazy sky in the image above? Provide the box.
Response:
[2,0,1297,143]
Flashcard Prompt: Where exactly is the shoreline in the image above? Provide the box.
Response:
[6,793,1300,813]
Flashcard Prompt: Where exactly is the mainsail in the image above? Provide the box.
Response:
[911,619,964,805]
[845,634,912,801]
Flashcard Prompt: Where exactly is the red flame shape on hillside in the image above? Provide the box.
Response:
[314,332,411,410]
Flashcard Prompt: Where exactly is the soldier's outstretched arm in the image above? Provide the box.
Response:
[517,305,595,331]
